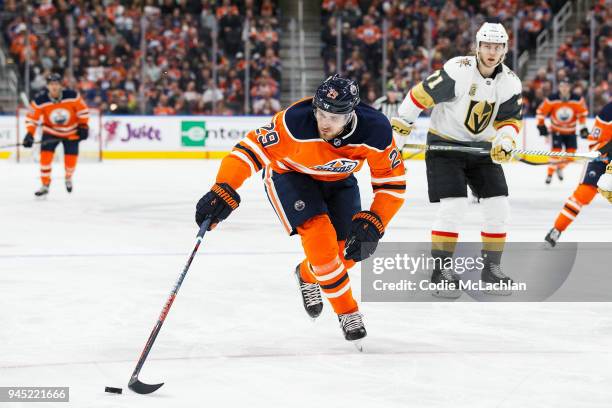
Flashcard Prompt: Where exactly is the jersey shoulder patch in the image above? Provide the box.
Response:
[283,98,319,140]
[598,102,612,123]
[501,66,522,95]
[351,103,393,151]
[62,89,78,99]
[569,93,584,102]
[33,91,51,105]
[443,56,475,80]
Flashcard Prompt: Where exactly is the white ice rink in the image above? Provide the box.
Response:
[1,159,611,408]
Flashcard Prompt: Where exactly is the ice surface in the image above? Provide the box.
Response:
[1,160,611,408]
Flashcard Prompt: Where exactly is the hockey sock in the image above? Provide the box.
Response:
[547,147,562,176]
[298,259,317,284]
[431,230,459,268]
[481,232,506,264]
[64,154,78,180]
[297,214,358,314]
[40,150,54,186]
[298,240,357,284]
[553,183,597,232]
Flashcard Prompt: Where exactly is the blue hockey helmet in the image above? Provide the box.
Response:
[46,73,62,83]
[312,74,360,115]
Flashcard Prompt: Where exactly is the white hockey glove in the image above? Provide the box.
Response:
[490,134,516,164]
[390,117,414,149]
[597,164,612,204]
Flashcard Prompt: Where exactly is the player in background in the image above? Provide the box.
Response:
[372,86,402,121]
[536,79,589,184]
[22,73,89,196]
[194,75,405,345]
[392,22,522,297]
[544,101,612,246]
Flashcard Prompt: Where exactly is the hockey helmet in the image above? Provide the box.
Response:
[46,73,62,84]
[312,74,360,115]
[476,22,509,48]
[475,22,508,67]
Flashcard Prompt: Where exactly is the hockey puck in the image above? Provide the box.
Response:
[105,386,123,394]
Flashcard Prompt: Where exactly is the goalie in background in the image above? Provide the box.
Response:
[545,101,612,247]
[535,79,589,184]
[22,73,90,197]
[392,22,523,298]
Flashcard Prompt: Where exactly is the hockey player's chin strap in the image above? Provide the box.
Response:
[325,111,357,145]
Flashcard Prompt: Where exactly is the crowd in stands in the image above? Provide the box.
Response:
[320,0,609,115]
[523,2,611,116]
[2,0,609,117]
[320,0,556,112]
[2,0,281,115]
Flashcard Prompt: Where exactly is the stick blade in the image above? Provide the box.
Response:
[128,378,164,394]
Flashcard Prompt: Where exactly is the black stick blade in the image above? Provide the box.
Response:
[128,378,164,394]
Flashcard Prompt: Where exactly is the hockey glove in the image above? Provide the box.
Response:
[537,124,548,137]
[77,126,89,141]
[579,128,589,139]
[344,211,384,262]
[195,183,241,230]
[490,134,516,164]
[23,132,34,148]
[597,164,612,204]
[390,117,414,149]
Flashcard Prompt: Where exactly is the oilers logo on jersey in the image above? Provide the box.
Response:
[313,158,359,173]
[50,108,71,125]
[553,107,574,123]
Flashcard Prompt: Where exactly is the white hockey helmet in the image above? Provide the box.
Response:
[475,22,508,66]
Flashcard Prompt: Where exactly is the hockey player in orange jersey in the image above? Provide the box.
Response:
[22,73,90,197]
[544,101,612,247]
[194,75,406,345]
[536,80,589,184]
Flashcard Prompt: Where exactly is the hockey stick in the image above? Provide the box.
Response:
[128,217,212,395]
[0,138,59,150]
[402,143,603,161]
[402,143,489,155]
[515,157,571,166]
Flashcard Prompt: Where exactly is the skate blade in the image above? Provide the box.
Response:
[351,339,364,352]
[432,290,462,299]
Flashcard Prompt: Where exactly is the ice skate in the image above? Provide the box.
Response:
[481,261,513,296]
[65,179,73,193]
[430,267,462,299]
[545,174,552,185]
[294,264,323,319]
[34,184,50,197]
[338,311,366,351]
[544,227,561,248]
[556,167,564,181]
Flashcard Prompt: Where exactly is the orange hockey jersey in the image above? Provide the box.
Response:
[216,98,406,228]
[536,93,588,135]
[25,89,89,139]
[588,102,612,152]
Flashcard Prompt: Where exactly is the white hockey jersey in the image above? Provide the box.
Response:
[398,56,523,143]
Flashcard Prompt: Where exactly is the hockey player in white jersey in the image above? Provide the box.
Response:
[392,22,523,297]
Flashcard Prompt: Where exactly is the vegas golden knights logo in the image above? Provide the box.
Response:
[464,100,496,134]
